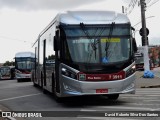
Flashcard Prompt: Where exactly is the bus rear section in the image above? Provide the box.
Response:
[15,52,35,82]
[32,11,137,100]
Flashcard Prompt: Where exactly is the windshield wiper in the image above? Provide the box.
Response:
[80,23,97,51]
[80,23,106,62]
[105,22,115,59]
[80,23,98,62]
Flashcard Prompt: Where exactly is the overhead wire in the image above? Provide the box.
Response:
[0,35,33,44]
[147,0,160,8]
[146,0,152,4]
[125,0,134,15]
[126,0,138,15]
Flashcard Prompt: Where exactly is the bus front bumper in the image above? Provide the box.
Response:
[60,73,135,97]
[16,73,31,79]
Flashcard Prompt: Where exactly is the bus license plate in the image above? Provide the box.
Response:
[96,89,108,93]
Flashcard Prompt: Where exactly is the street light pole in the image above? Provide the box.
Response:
[140,0,150,71]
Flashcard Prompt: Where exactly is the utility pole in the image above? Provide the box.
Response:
[140,0,150,71]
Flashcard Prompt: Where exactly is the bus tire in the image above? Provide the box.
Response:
[53,86,64,102]
[54,92,64,103]
[52,73,62,102]
[107,94,119,100]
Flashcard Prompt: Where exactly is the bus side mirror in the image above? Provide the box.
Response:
[131,27,135,31]
[132,38,137,52]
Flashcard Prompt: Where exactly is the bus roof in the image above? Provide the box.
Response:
[59,11,130,25]
[39,11,130,37]
[15,52,35,58]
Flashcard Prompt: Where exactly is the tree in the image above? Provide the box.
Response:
[46,55,55,60]
[3,61,15,66]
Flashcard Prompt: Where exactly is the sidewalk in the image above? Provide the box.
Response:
[135,68,160,88]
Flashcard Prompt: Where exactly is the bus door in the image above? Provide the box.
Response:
[54,30,60,93]
[43,40,46,87]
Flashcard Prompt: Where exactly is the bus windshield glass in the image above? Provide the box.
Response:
[15,58,35,70]
[0,67,10,76]
[62,24,131,64]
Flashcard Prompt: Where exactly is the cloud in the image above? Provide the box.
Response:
[0,0,104,11]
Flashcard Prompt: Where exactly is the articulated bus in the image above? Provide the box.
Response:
[15,52,35,82]
[32,11,137,101]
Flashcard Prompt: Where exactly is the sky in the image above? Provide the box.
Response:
[0,0,160,63]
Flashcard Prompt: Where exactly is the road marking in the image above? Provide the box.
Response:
[126,103,160,106]
[143,99,160,102]
[121,95,159,98]
[152,108,160,111]
[6,117,17,120]
[122,95,160,97]
[0,93,42,102]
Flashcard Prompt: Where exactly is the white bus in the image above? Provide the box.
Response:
[32,11,137,101]
[15,52,35,82]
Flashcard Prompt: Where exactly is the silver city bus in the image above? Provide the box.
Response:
[32,11,137,101]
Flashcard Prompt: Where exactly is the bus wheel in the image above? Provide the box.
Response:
[53,86,64,102]
[54,92,64,103]
[107,94,119,100]
[52,74,63,102]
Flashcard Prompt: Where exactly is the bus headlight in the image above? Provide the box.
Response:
[126,65,136,78]
[61,68,77,79]
[15,69,22,74]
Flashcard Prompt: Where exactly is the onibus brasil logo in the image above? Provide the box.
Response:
[1,112,42,118]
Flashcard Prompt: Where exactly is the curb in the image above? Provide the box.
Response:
[136,71,160,88]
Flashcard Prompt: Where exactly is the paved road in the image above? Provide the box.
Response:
[0,79,160,120]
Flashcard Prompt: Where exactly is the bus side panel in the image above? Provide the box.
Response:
[39,23,56,92]
[32,40,41,86]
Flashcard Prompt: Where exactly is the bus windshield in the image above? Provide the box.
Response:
[62,25,131,64]
[15,58,34,70]
[0,67,10,76]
